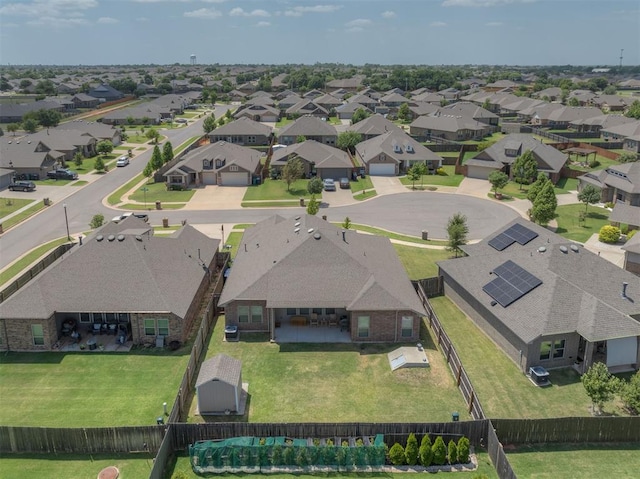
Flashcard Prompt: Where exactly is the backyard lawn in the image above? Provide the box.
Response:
[242,178,316,201]
[506,443,640,478]
[555,204,610,243]
[393,244,452,279]
[0,351,189,427]
[128,181,196,203]
[429,296,630,419]
[400,165,464,188]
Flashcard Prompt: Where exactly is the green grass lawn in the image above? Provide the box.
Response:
[243,178,315,201]
[188,317,470,424]
[428,296,630,419]
[128,182,196,203]
[275,118,293,128]
[400,165,464,188]
[223,232,243,259]
[566,154,619,172]
[241,201,301,208]
[175,136,201,155]
[68,155,117,174]
[506,443,640,478]
[107,173,144,205]
[34,178,74,186]
[0,350,189,427]
[498,178,579,200]
[0,197,32,218]
[0,237,69,286]
[121,202,185,210]
[349,176,374,193]
[343,223,447,246]
[0,453,154,479]
[353,190,377,201]
[555,204,610,243]
[393,244,452,279]
[0,200,46,231]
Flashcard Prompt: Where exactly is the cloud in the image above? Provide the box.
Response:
[442,0,535,6]
[284,5,342,17]
[136,17,149,22]
[430,21,447,27]
[485,21,503,26]
[345,18,372,28]
[184,8,222,19]
[256,21,270,27]
[230,8,270,17]
[0,0,97,17]
[97,16,118,24]
[381,11,396,19]
[27,15,89,27]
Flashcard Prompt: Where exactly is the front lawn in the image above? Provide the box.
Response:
[242,178,315,201]
[393,244,452,279]
[400,165,464,188]
[497,178,579,200]
[107,173,144,205]
[0,200,46,231]
[555,204,610,243]
[349,176,374,193]
[68,154,117,174]
[0,197,32,217]
[0,350,189,427]
[128,181,196,203]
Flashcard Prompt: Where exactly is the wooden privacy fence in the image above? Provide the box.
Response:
[486,421,517,479]
[413,277,443,297]
[415,283,485,420]
[493,416,640,444]
[149,424,175,479]
[0,426,164,454]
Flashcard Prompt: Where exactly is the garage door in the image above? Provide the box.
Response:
[466,165,493,180]
[369,163,396,176]
[220,172,248,186]
[606,337,638,367]
[202,172,217,185]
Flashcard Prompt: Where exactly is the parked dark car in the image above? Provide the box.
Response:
[8,180,36,192]
[47,169,78,180]
[339,177,350,189]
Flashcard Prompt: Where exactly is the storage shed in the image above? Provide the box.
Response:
[196,354,242,414]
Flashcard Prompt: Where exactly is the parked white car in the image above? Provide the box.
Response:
[116,156,130,167]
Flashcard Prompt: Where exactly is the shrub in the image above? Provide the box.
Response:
[89,214,104,229]
[604,201,615,209]
[447,439,458,464]
[271,444,283,466]
[405,432,419,465]
[171,471,189,479]
[588,159,600,168]
[627,230,637,240]
[323,445,336,465]
[296,448,310,467]
[431,436,447,465]
[457,437,470,464]
[283,446,296,465]
[599,225,621,244]
[388,443,406,466]
[419,434,433,467]
[436,167,446,176]
[620,371,640,415]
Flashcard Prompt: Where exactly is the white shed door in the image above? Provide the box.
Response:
[202,172,217,185]
[369,163,396,176]
[221,172,248,186]
[467,165,493,180]
[606,337,638,367]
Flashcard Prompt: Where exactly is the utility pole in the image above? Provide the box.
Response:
[620,48,624,68]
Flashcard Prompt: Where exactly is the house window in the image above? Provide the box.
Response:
[157,319,169,337]
[312,308,323,315]
[144,319,156,336]
[229,165,239,172]
[105,313,117,323]
[238,306,250,323]
[401,316,414,338]
[540,341,552,360]
[93,312,104,323]
[118,313,129,323]
[286,308,297,316]
[298,308,310,315]
[553,339,566,359]
[248,136,256,144]
[250,306,263,323]
[79,313,91,323]
[32,324,44,345]
[357,316,370,338]
[325,308,336,315]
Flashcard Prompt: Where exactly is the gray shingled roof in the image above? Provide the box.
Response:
[439,218,640,344]
[622,230,640,254]
[208,117,272,137]
[196,354,241,388]
[0,219,220,320]
[219,215,425,315]
[347,114,404,137]
[277,116,337,138]
[610,202,640,227]
[271,140,352,169]
[579,162,640,195]
[165,141,262,176]
[355,130,443,164]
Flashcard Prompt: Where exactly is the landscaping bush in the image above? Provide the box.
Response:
[588,159,600,168]
[620,371,640,415]
[271,444,283,466]
[431,436,447,465]
[436,167,447,176]
[457,437,470,464]
[627,230,637,240]
[283,446,296,465]
[599,225,621,244]
[448,439,458,464]
[389,443,406,466]
[419,434,433,467]
[296,448,310,467]
[604,201,615,209]
[171,471,189,479]
[405,432,419,465]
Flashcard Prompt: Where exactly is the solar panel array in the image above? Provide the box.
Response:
[488,223,539,251]
[483,260,543,307]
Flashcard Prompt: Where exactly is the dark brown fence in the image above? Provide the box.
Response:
[493,416,640,444]
[149,424,176,479]
[0,242,74,303]
[0,425,164,454]
[486,421,517,479]
[415,283,485,420]
[413,277,443,297]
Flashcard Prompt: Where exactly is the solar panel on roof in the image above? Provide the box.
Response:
[488,233,515,251]
[488,223,539,251]
[483,260,543,307]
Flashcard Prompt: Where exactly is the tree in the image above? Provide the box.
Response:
[406,164,422,189]
[447,213,469,258]
[296,135,306,143]
[150,145,164,171]
[582,362,620,415]
[225,109,232,120]
[342,216,352,229]
[617,152,638,163]
[307,177,323,195]
[488,171,509,197]
[96,140,114,157]
[447,439,458,465]
[397,102,411,122]
[625,100,640,119]
[531,181,557,225]
[568,96,580,107]
[22,118,38,133]
[281,156,303,191]
[620,371,640,415]
[162,141,174,164]
[336,131,362,154]
[388,443,405,466]
[351,107,370,124]
[145,128,160,144]
[89,214,104,229]
[513,150,537,188]
[431,436,447,466]
[603,85,617,95]
[457,437,470,464]
[7,123,20,135]
[306,195,320,215]
[476,138,497,152]
[203,113,217,133]
[404,432,419,466]
[419,434,433,467]
[143,161,154,182]
[577,184,600,214]
[37,109,61,129]
[73,151,83,168]
[527,173,550,203]
[94,156,105,172]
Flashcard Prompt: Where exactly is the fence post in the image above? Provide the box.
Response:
[456,365,462,386]
[468,390,475,415]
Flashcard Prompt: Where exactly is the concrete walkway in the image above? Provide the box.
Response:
[583,233,626,268]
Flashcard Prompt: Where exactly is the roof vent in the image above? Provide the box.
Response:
[294,216,301,221]
[117,234,125,242]
[294,227,300,234]
[313,232,321,240]
[570,244,579,252]
[96,234,104,242]
[135,235,142,241]
[559,245,568,254]
[537,246,546,253]
[307,228,314,234]
[107,234,116,242]
[294,222,301,227]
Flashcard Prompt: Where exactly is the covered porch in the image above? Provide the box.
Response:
[573,336,639,375]
[270,307,351,343]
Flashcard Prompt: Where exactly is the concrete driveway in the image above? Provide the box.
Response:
[188,185,247,210]
[320,185,355,207]
[369,176,406,195]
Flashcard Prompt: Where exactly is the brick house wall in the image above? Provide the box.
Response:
[0,316,57,352]
[224,300,269,333]
[349,309,419,343]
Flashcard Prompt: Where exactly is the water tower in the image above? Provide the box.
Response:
[190,54,197,65]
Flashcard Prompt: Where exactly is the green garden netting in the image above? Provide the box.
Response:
[189,435,386,474]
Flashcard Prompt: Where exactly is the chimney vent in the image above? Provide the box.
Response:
[341,230,346,242]
[622,282,629,298]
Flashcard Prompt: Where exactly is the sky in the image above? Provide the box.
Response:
[0,0,639,66]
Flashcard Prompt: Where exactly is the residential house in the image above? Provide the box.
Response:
[600,121,640,153]
[569,114,636,134]
[285,99,328,119]
[622,232,640,275]
[233,104,279,123]
[440,101,500,131]
[56,120,122,146]
[326,76,364,92]
[438,218,640,374]
[87,84,124,102]
[313,93,343,113]
[100,104,165,125]
[28,129,97,161]
[409,112,493,142]
[208,118,273,146]
[0,137,65,180]
[533,87,563,102]
[355,130,443,176]
[277,116,337,146]
[483,80,520,92]
[270,140,353,179]
[0,100,66,123]
[618,79,640,90]
[578,162,640,209]
[346,114,404,140]
[407,101,440,120]
[591,95,628,113]
[164,141,262,187]
[466,134,568,182]
[277,94,303,111]
[0,218,222,352]
[524,105,603,128]
[303,89,324,99]
[335,103,372,121]
[346,94,379,111]
[219,214,425,343]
